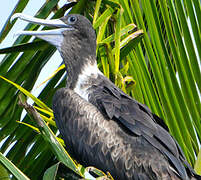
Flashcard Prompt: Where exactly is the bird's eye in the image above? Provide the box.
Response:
[68,16,77,24]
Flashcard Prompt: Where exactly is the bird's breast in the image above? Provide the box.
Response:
[74,80,89,101]
[73,62,101,101]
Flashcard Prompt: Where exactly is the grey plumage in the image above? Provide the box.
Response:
[13,13,201,180]
[53,88,179,179]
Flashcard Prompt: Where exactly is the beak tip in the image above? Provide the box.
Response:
[10,13,22,23]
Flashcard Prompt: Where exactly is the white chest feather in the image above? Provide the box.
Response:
[73,63,101,101]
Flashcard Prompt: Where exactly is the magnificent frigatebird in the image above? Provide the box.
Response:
[12,13,201,180]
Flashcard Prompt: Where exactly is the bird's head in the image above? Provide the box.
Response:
[11,13,97,87]
[11,13,96,61]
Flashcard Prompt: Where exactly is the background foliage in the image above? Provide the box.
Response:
[0,0,200,179]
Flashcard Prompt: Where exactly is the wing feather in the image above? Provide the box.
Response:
[88,75,194,179]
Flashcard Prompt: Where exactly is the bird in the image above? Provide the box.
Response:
[12,13,201,180]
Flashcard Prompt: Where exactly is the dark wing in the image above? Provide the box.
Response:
[52,88,160,179]
[88,75,195,179]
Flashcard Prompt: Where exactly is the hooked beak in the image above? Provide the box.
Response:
[11,13,72,48]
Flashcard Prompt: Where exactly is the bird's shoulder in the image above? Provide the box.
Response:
[88,75,166,135]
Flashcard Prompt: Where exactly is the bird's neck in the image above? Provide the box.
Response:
[59,33,97,89]
[60,50,98,90]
